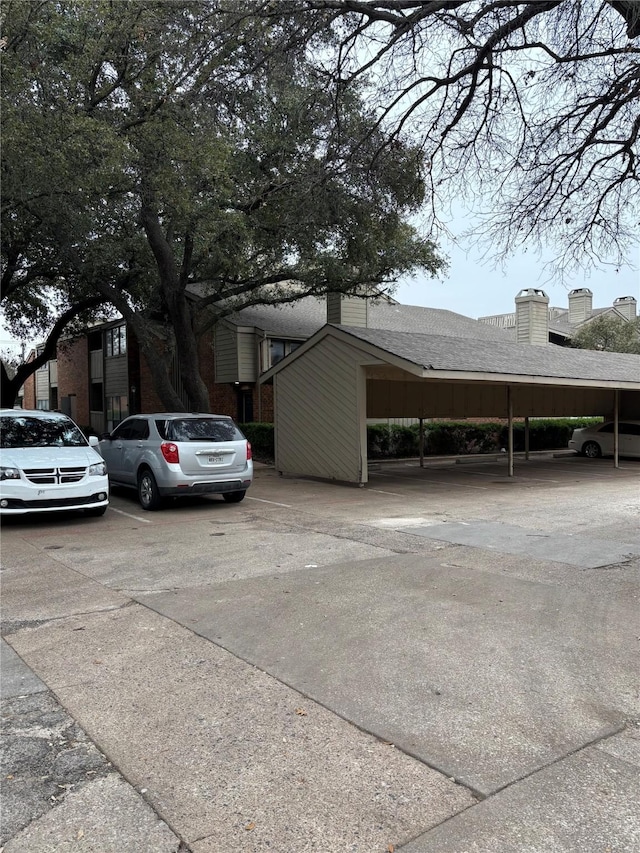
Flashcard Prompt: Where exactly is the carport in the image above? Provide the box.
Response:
[260,324,640,485]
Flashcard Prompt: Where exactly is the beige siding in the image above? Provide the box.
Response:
[515,300,548,346]
[367,378,614,419]
[90,350,103,380]
[274,337,367,483]
[35,369,49,401]
[49,361,58,386]
[213,325,239,383]
[326,294,368,327]
[237,330,257,382]
[104,356,128,396]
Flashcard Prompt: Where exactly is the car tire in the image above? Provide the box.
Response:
[582,441,602,458]
[222,490,246,503]
[84,505,107,517]
[138,469,162,510]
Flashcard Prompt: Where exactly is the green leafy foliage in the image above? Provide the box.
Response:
[571,316,640,354]
[1,1,445,409]
[239,422,276,462]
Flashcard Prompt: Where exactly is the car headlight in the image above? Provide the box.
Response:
[88,461,107,476]
[1,466,20,480]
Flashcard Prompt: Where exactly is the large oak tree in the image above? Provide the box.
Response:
[1,1,443,409]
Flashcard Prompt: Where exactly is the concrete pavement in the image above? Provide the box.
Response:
[2,455,639,851]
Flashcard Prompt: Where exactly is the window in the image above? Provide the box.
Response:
[157,417,243,442]
[106,396,128,431]
[127,419,150,440]
[105,325,127,357]
[0,414,87,448]
[268,339,302,368]
[36,399,49,410]
[620,423,640,436]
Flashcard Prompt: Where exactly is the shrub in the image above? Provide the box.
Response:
[241,417,602,464]
[366,418,602,459]
[367,424,418,459]
[239,422,274,462]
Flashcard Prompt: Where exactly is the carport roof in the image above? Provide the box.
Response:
[261,324,640,388]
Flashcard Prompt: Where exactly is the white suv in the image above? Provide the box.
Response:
[0,409,109,517]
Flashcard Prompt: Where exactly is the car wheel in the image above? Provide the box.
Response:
[84,505,107,517]
[138,469,162,510]
[222,490,246,503]
[582,441,602,458]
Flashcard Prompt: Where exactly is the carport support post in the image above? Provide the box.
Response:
[524,417,530,461]
[507,386,514,477]
[614,390,619,469]
[419,418,424,468]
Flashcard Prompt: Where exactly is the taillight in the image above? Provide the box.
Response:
[246,441,252,460]
[161,442,179,464]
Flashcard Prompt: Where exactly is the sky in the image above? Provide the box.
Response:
[395,236,640,320]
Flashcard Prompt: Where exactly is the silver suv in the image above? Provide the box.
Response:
[99,413,253,510]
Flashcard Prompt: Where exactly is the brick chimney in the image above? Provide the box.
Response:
[613,296,637,321]
[327,292,368,327]
[568,288,593,325]
[515,288,549,346]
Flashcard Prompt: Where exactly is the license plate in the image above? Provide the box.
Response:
[208,455,224,464]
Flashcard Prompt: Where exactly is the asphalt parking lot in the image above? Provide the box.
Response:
[2,453,640,852]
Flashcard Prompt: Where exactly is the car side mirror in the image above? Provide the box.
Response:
[100,432,112,441]
[89,435,100,447]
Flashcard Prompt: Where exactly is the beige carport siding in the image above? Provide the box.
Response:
[260,325,640,485]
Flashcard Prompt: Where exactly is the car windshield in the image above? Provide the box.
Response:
[157,418,243,442]
[0,415,88,448]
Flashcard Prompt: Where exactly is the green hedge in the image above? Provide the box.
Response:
[239,422,275,462]
[239,418,602,464]
[368,418,602,459]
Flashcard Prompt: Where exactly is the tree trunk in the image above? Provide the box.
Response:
[139,202,211,412]
[171,296,210,412]
[1,363,20,408]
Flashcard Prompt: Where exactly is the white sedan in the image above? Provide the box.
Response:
[568,421,640,458]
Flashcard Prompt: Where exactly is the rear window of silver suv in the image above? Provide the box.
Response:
[155,418,244,443]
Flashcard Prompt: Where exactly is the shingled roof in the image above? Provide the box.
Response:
[231,297,512,343]
[336,326,640,384]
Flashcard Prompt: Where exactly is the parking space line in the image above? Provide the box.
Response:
[108,507,153,523]
[246,496,292,508]
[364,488,405,496]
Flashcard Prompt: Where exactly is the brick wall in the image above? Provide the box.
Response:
[21,353,36,409]
[51,325,277,425]
[57,337,89,426]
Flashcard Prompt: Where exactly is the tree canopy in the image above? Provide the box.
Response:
[282,0,640,276]
[571,314,640,353]
[1,0,443,409]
